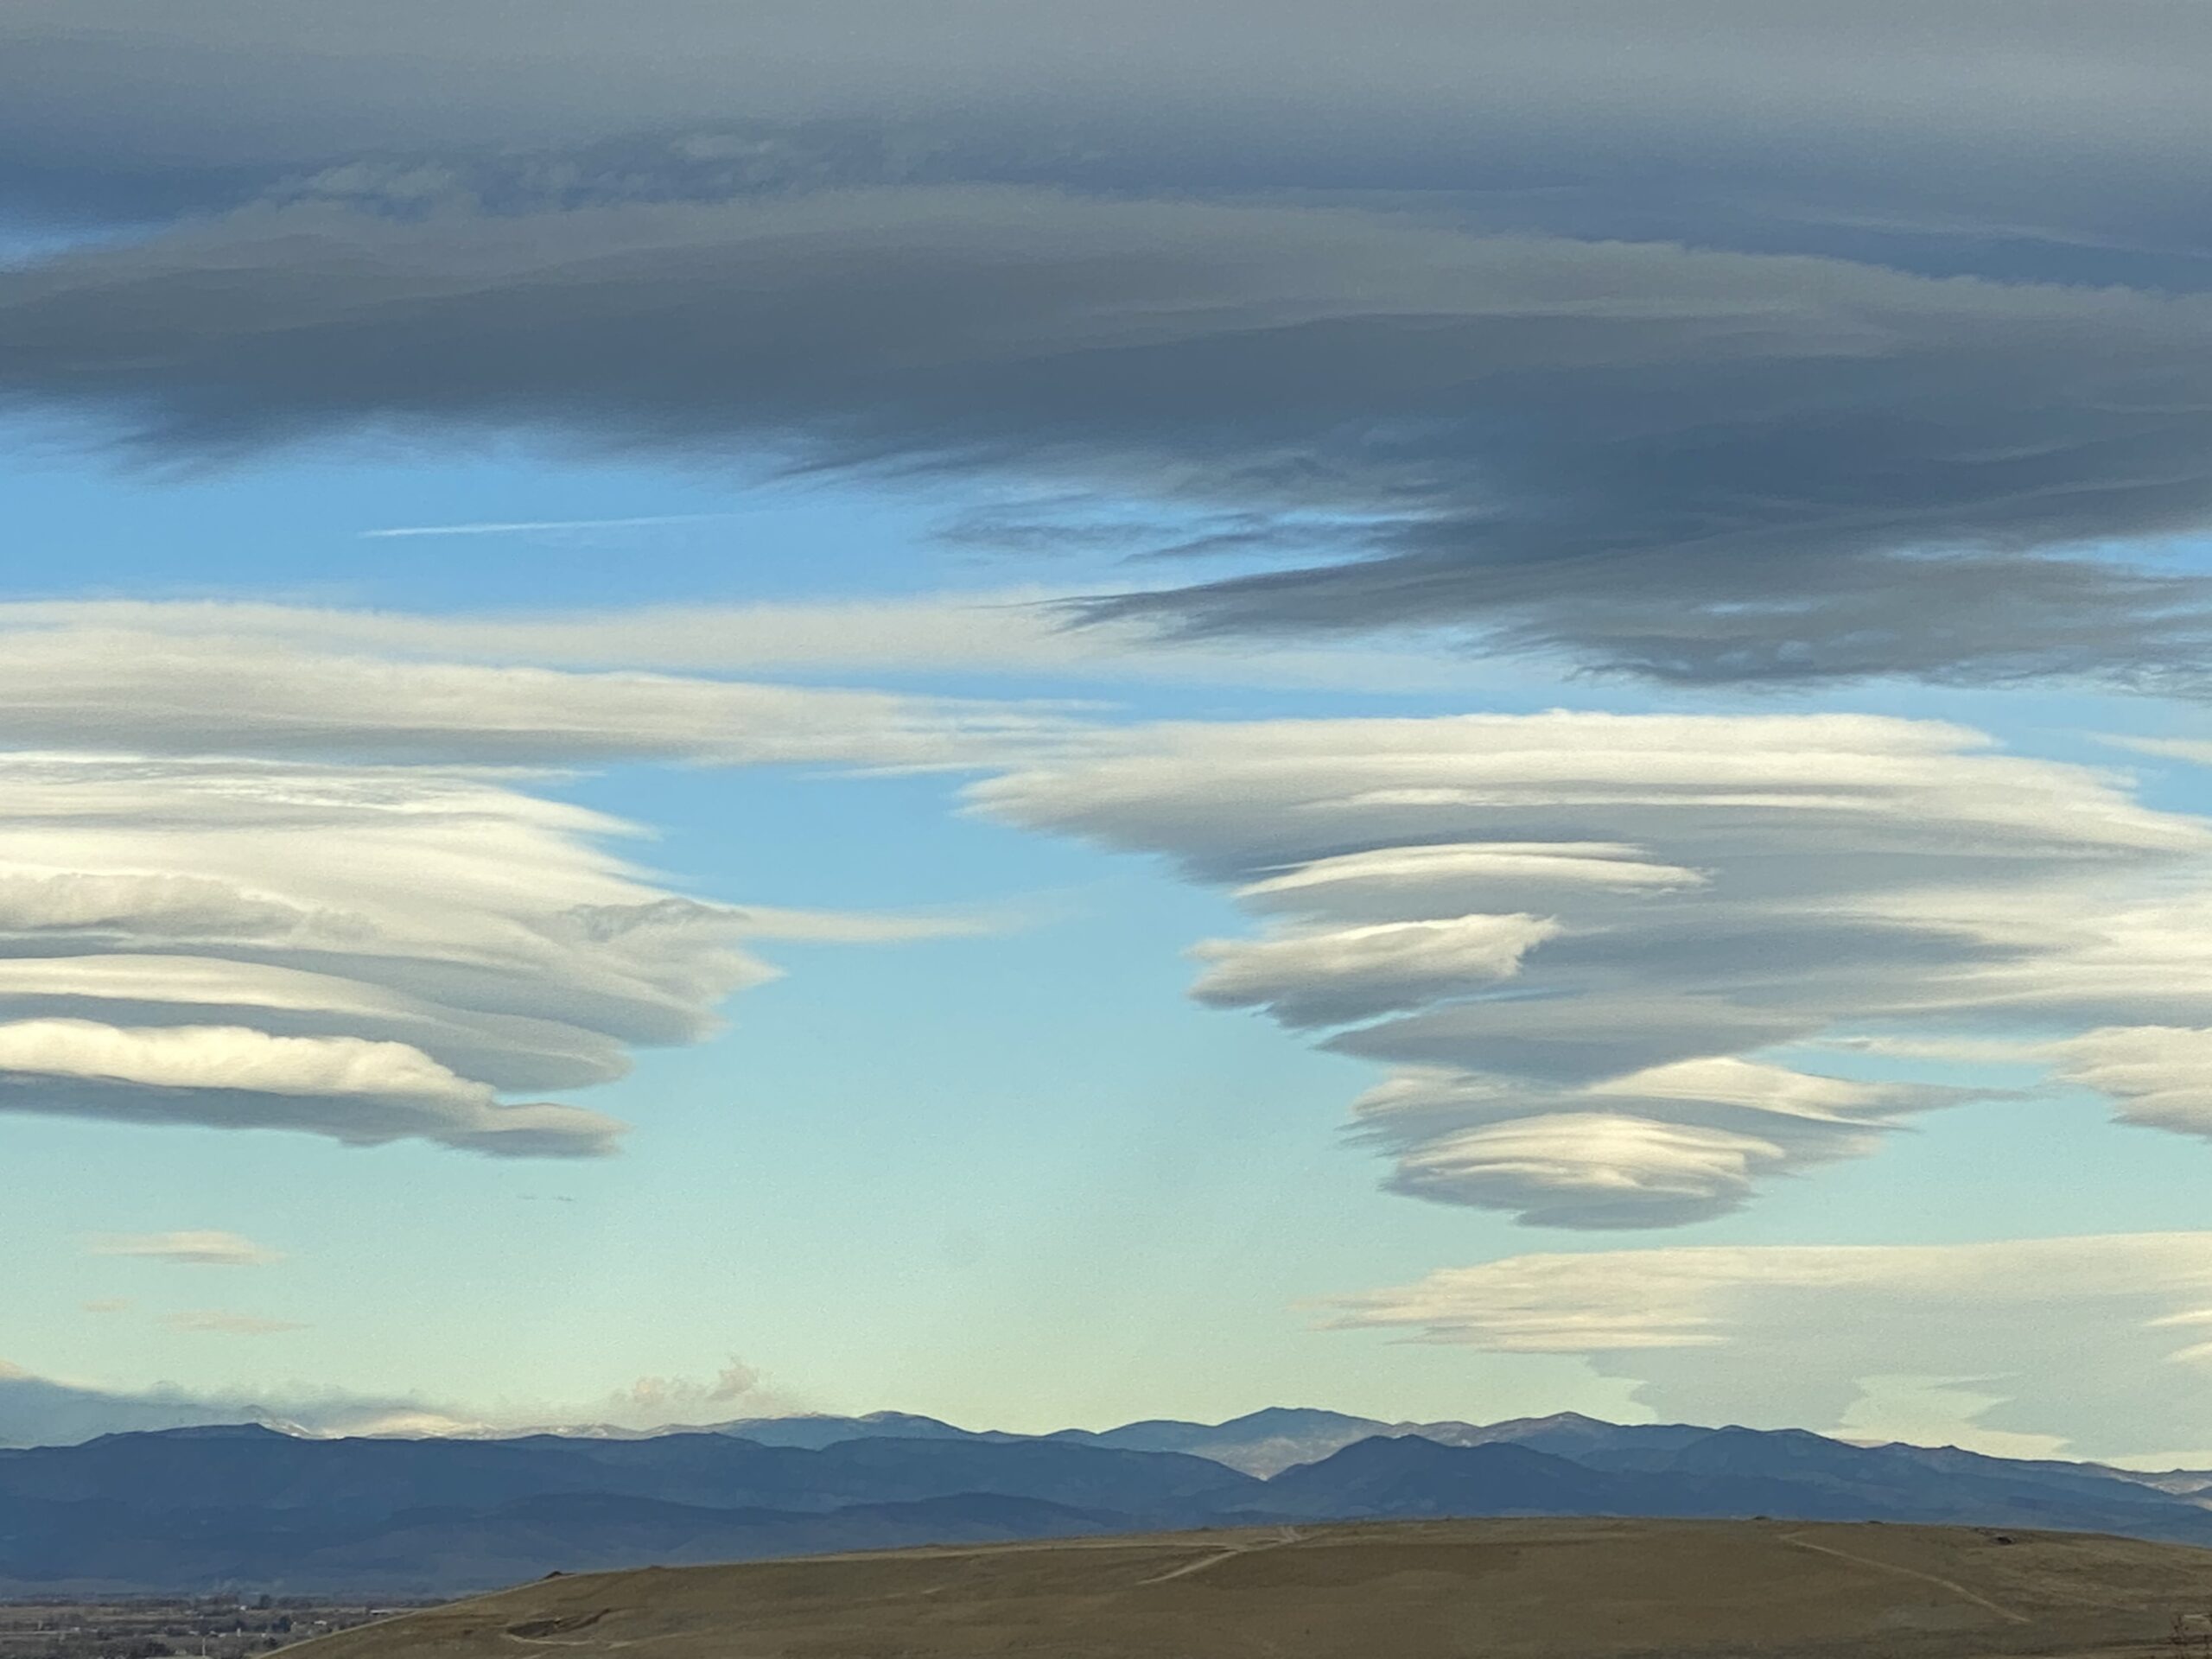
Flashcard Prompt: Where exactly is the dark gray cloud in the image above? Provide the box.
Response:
[4,5,2212,687]
[3,5,2208,245]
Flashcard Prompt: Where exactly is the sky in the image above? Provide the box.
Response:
[7,2,2212,1465]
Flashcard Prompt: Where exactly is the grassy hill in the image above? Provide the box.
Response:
[288,1516,2212,1659]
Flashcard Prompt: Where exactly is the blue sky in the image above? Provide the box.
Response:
[8,3,2212,1466]
[7,423,2212,1454]
[0,433,1632,1430]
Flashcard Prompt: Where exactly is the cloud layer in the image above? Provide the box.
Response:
[3,3,2207,254]
[7,189,2212,690]
[6,0,2212,691]
[978,710,2212,1225]
[1328,1231,2212,1463]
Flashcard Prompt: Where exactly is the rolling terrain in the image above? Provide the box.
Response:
[286,1518,2212,1659]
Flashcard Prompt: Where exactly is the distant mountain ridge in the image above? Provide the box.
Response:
[6,1410,2211,1596]
[693,1406,1663,1476]
[712,1407,1838,1476]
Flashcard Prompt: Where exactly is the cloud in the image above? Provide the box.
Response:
[976,709,2212,1225]
[159,1311,308,1337]
[0,4,2205,252]
[3,1021,629,1157]
[1353,1062,1933,1230]
[0,1363,277,1446]
[5,8,2212,689]
[3,180,2212,689]
[0,606,1065,1159]
[601,1357,800,1428]
[0,595,1488,695]
[2112,736,2212,771]
[87,1230,283,1267]
[1325,1231,2212,1464]
[0,622,1069,770]
[2047,1027,2212,1139]
[22,659,2212,1200]
[1190,914,1562,1028]
[0,1354,798,1447]
[0,752,803,1154]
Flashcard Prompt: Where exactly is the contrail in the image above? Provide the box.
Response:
[362,512,731,539]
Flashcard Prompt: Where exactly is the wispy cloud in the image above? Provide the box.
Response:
[161,1311,308,1336]
[360,512,734,539]
[0,594,1509,694]
[89,1230,284,1267]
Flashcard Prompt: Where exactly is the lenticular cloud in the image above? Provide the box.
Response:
[976,711,2212,1226]
[0,754,772,1154]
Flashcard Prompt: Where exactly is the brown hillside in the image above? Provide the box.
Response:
[292,1517,2212,1659]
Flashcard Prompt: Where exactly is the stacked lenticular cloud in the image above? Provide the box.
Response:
[979,711,2212,1225]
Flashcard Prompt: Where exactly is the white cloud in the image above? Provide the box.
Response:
[87,1230,283,1267]
[0,624,1071,771]
[2107,736,2212,769]
[1390,1114,1798,1226]
[1325,1232,2212,1463]
[601,1358,801,1428]
[3,1020,627,1156]
[977,710,2212,1225]
[10,612,2212,1208]
[1351,1058,1937,1229]
[2047,1027,2212,1137]
[1236,842,1707,912]
[0,601,1061,1159]
[1190,913,1561,1027]
[0,595,1511,696]
[0,752,950,1154]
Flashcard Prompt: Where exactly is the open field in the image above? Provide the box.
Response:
[286,1516,2212,1659]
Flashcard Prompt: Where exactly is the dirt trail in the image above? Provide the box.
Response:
[1780,1530,2030,1624]
[1137,1527,1304,1585]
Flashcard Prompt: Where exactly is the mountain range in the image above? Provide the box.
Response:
[7,1409,2212,1596]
